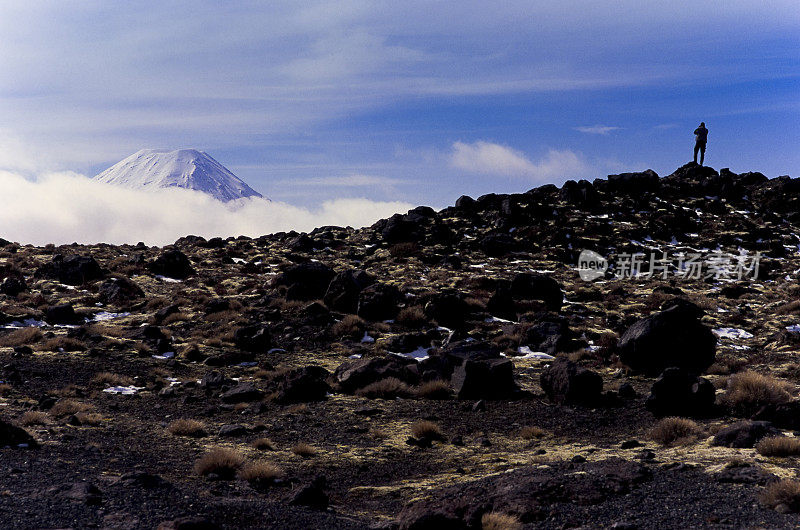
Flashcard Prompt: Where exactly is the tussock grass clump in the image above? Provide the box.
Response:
[756,436,800,457]
[520,426,547,439]
[396,306,427,329]
[19,411,48,426]
[49,399,94,418]
[167,419,207,437]
[0,384,11,396]
[194,447,245,479]
[414,380,452,399]
[250,437,277,451]
[90,372,134,387]
[291,443,317,457]
[238,461,283,485]
[721,371,793,414]
[0,327,42,347]
[410,420,443,441]
[649,417,701,446]
[162,312,191,325]
[42,337,86,352]
[481,511,522,530]
[759,479,800,512]
[75,412,103,426]
[356,377,412,399]
[330,315,366,340]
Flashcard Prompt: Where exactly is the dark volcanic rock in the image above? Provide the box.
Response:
[233,325,272,352]
[510,273,563,311]
[323,269,374,313]
[605,169,659,194]
[273,366,331,403]
[288,476,329,510]
[157,517,220,530]
[423,291,471,330]
[149,250,195,279]
[450,356,515,400]
[0,276,27,296]
[540,358,603,405]
[275,262,335,301]
[753,401,800,430]
[36,254,104,285]
[712,421,781,448]
[219,383,264,404]
[45,303,83,325]
[0,419,37,448]
[617,300,716,375]
[645,367,716,418]
[335,356,419,392]
[99,276,144,305]
[357,283,403,321]
[479,233,518,257]
[521,315,577,355]
[397,458,651,529]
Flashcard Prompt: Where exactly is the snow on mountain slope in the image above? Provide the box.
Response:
[94,149,263,202]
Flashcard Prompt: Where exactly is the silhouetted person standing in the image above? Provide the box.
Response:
[693,122,708,166]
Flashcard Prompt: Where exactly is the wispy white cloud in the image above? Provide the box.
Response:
[449,141,590,181]
[0,170,412,246]
[574,125,621,135]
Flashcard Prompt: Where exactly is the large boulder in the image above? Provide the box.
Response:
[273,366,331,403]
[540,358,603,405]
[323,270,374,313]
[45,303,83,325]
[357,283,403,321]
[423,291,472,329]
[0,419,37,448]
[219,383,264,404]
[752,401,800,430]
[645,367,716,417]
[149,250,195,279]
[450,357,515,400]
[0,276,27,297]
[617,300,716,375]
[712,421,781,448]
[510,273,563,312]
[274,262,335,301]
[36,254,104,285]
[334,356,419,393]
[604,169,659,194]
[233,325,272,352]
[521,315,578,355]
[98,276,144,306]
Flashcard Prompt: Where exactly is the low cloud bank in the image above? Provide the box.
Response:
[450,141,590,181]
[0,171,414,246]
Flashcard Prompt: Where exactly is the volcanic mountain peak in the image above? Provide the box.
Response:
[94,148,263,202]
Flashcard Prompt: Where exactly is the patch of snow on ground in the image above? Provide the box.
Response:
[103,385,145,395]
[92,311,131,321]
[361,332,375,344]
[517,346,555,359]
[154,275,182,283]
[713,327,754,340]
[786,324,800,333]
[389,347,430,361]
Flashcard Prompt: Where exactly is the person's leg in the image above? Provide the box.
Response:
[700,144,705,166]
[694,143,699,164]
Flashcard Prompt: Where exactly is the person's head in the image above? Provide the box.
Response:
[700,122,705,127]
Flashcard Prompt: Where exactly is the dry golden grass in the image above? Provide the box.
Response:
[520,426,547,439]
[238,461,283,484]
[414,380,452,399]
[330,315,366,339]
[0,327,42,347]
[162,312,191,325]
[90,372,134,387]
[759,479,800,512]
[481,512,522,530]
[396,306,427,329]
[291,443,317,457]
[721,371,793,414]
[42,337,86,352]
[410,420,443,440]
[193,448,245,479]
[649,417,701,446]
[19,411,48,426]
[250,437,277,451]
[49,399,94,418]
[756,436,800,457]
[75,412,103,426]
[167,419,207,437]
[356,377,412,399]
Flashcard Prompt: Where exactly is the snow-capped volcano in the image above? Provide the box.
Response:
[94,149,263,202]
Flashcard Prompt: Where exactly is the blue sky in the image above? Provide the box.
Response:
[1,0,798,210]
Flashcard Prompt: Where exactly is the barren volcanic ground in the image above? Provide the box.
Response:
[4,163,800,529]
